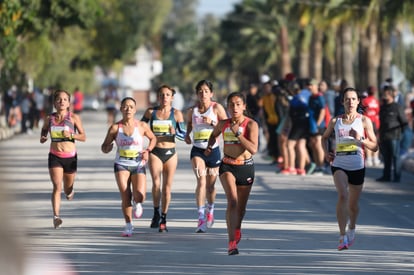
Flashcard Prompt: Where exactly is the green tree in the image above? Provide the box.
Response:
[1,0,102,90]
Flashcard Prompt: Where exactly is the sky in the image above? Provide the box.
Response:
[197,0,241,17]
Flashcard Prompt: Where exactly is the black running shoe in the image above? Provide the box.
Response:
[228,248,239,255]
[150,214,160,228]
[159,222,168,233]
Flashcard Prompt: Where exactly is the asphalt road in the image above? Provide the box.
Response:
[0,110,413,275]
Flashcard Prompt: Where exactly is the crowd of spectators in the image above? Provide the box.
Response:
[244,74,414,179]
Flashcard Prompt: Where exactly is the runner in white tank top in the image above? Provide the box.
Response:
[101,97,156,237]
[322,87,378,251]
[184,80,228,233]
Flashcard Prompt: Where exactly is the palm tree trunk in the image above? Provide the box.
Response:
[280,25,292,77]
[367,22,380,88]
[380,31,392,83]
[312,29,324,81]
[299,27,312,78]
[341,24,355,87]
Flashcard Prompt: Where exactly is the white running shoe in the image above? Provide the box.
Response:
[121,224,133,237]
[133,201,143,219]
[347,228,355,246]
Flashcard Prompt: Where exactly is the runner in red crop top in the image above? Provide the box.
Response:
[40,90,86,229]
[205,91,259,256]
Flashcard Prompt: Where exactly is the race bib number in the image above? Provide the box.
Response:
[119,149,138,158]
[223,127,242,144]
[152,120,172,135]
[194,129,212,143]
[336,141,358,156]
[50,126,67,139]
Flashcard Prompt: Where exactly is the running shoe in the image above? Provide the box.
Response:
[337,235,349,250]
[306,162,316,175]
[132,201,143,219]
[121,224,133,237]
[280,167,297,175]
[235,229,242,244]
[296,169,306,176]
[53,216,62,229]
[150,213,160,228]
[206,212,214,228]
[65,189,75,201]
[159,222,168,233]
[347,228,355,247]
[196,218,207,233]
[312,167,324,176]
[228,241,239,255]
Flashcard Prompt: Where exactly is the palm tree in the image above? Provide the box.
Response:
[220,0,295,81]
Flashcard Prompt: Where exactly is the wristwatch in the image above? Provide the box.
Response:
[359,136,365,142]
[235,129,242,137]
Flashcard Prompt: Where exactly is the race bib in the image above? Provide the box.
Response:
[223,127,243,144]
[336,141,358,156]
[194,129,212,142]
[152,120,172,135]
[119,149,139,158]
[50,126,68,139]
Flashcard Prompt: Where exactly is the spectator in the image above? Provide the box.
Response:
[319,80,336,118]
[275,81,291,172]
[308,79,326,174]
[3,85,18,127]
[33,88,45,128]
[377,86,408,183]
[261,80,279,163]
[20,91,36,134]
[104,84,120,125]
[72,87,84,114]
[361,86,381,166]
[281,81,309,175]
[334,79,348,116]
[246,83,264,151]
[246,83,263,124]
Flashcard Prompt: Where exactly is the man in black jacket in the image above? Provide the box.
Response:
[377,86,408,182]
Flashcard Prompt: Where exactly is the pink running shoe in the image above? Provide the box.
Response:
[337,235,349,250]
[196,218,207,233]
[235,229,242,244]
[206,212,214,228]
[228,240,239,255]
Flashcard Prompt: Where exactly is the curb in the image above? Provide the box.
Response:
[0,127,16,141]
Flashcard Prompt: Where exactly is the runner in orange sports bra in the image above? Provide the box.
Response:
[206,91,259,255]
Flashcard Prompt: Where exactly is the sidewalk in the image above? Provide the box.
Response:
[0,115,16,140]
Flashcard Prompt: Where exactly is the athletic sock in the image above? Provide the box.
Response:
[160,213,167,223]
[198,206,205,220]
[207,203,214,214]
